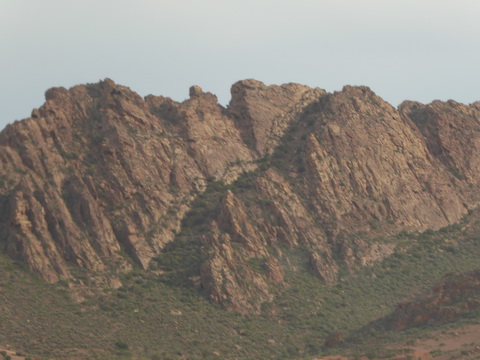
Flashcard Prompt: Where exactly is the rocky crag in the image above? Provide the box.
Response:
[1,79,480,313]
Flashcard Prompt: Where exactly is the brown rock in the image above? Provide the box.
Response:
[324,331,345,348]
[1,78,480,313]
[388,269,480,331]
[228,79,325,155]
[189,85,203,98]
[0,79,259,285]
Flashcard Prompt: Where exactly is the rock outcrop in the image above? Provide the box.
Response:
[1,78,480,313]
[0,80,259,284]
[228,79,325,155]
[300,87,471,231]
[388,269,480,331]
[0,79,323,287]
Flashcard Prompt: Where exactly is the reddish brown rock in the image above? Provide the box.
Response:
[200,220,273,315]
[1,78,480,313]
[197,86,480,312]
[0,79,261,284]
[400,100,480,203]
[388,269,480,331]
[228,79,325,155]
[301,87,469,232]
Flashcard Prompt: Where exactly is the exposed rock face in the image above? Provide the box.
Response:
[388,269,480,331]
[228,79,325,155]
[0,79,260,284]
[1,78,480,313]
[197,87,480,312]
[400,100,480,200]
[300,87,471,231]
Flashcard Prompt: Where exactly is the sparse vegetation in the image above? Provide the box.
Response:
[0,175,7,188]
[2,80,480,360]
[1,209,480,359]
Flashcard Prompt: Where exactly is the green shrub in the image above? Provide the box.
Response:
[430,349,443,357]
[115,341,129,350]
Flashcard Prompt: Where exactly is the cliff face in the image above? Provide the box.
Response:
[0,79,259,284]
[1,79,479,312]
[197,87,480,312]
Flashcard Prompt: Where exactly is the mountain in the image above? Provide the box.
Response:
[1,79,480,359]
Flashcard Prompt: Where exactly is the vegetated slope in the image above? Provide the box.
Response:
[387,268,480,332]
[1,79,480,358]
[320,209,480,358]
[335,266,480,360]
[3,208,480,359]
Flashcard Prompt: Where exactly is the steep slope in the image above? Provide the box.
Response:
[1,79,480,316]
[227,79,325,155]
[400,100,480,189]
[196,86,480,312]
[0,79,317,286]
[4,207,480,359]
[299,87,470,230]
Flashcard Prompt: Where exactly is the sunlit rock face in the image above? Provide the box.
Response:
[1,78,480,313]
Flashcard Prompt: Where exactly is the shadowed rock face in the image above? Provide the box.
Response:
[1,78,479,313]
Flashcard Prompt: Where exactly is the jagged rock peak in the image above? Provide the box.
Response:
[189,85,204,98]
[230,78,267,93]
[340,84,376,97]
[44,86,69,101]
[228,79,326,155]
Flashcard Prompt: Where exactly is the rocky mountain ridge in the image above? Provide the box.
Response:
[1,79,480,313]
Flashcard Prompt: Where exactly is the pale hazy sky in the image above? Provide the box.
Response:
[1,0,480,130]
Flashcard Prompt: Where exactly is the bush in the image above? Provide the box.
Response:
[115,341,129,350]
[430,349,443,357]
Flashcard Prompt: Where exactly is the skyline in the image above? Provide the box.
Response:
[1,0,480,130]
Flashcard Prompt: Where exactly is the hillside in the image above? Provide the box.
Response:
[1,79,480,359]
